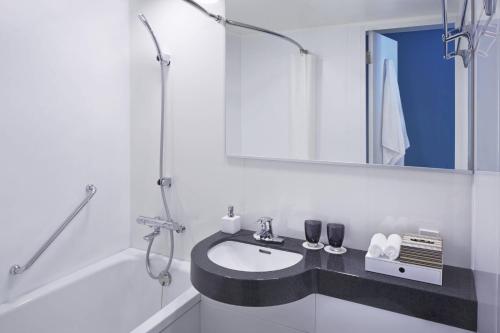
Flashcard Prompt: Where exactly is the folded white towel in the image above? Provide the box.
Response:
[384,234,402,260]
[368,233,387,258]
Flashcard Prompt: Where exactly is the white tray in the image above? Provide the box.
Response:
[365,252,442,286]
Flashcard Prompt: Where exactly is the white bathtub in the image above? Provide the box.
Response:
[0,249,200,333]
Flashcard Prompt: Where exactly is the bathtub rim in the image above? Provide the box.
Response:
[0,248,191,316]
[131,286,200,333]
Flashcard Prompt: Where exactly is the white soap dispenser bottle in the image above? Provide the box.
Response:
[221,205,241,234]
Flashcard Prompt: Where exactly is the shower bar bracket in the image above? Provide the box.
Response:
[157,52,171,66]
[9,184,97,275]
[157,177,172,187]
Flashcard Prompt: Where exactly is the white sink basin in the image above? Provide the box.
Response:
[207,241,303,272]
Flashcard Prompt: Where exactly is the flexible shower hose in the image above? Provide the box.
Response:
[144,53,175,284]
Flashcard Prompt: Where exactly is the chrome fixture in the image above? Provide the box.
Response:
[137,216,186,286]
[441,0,472,67]
[157,177,172,187]
[137,216,186,233]
[10,185,97,275]
[441,0,498,67]
[484,0,497,16]
[228,205,235,218]
[138,13,186,286]
[180,0,308,54]
[138,13,171,66]
[253,217,284,244]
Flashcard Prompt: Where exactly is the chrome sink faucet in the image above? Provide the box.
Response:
[253,217,284,244]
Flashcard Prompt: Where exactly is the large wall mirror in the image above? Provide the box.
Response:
[225,0,476,171]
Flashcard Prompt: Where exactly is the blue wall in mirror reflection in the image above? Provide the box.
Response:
[384,29,455,170]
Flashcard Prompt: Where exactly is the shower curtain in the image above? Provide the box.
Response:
[289,53,318,160]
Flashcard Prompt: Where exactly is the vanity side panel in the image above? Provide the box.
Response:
[315,294,474,333]
[200,295,315,333]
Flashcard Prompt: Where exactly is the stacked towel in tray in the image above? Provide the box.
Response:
[368,233,402,261]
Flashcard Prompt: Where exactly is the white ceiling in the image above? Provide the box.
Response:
[225,0,461,31]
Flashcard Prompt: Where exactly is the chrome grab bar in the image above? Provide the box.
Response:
[9,184,97,275]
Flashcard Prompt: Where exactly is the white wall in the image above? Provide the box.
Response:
[476,17,500,172]
[471,8,500,333]
[130,0,473,268]
[472,172,500,333]
[0,0,130,303]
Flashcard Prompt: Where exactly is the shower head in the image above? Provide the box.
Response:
[138,13,171,65]
[138,12,148,24]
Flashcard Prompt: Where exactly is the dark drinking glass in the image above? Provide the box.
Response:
[327,223,345,249]
[305,220,322,247]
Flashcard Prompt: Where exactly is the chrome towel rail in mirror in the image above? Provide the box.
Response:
[441,0,472,67]
[441,0,498,67]
[9,184,97,275]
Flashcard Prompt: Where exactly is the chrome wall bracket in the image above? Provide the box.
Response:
[157,52,171,66]
[157,177,172,187]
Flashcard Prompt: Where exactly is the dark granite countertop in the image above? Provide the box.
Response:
[191,230,477,331]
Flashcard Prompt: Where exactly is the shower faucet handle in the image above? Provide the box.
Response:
[136,216,186,233]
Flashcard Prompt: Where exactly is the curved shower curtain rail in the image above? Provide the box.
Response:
[225,19,308,54]
[9,185,97,275]
[181,0,308,54]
